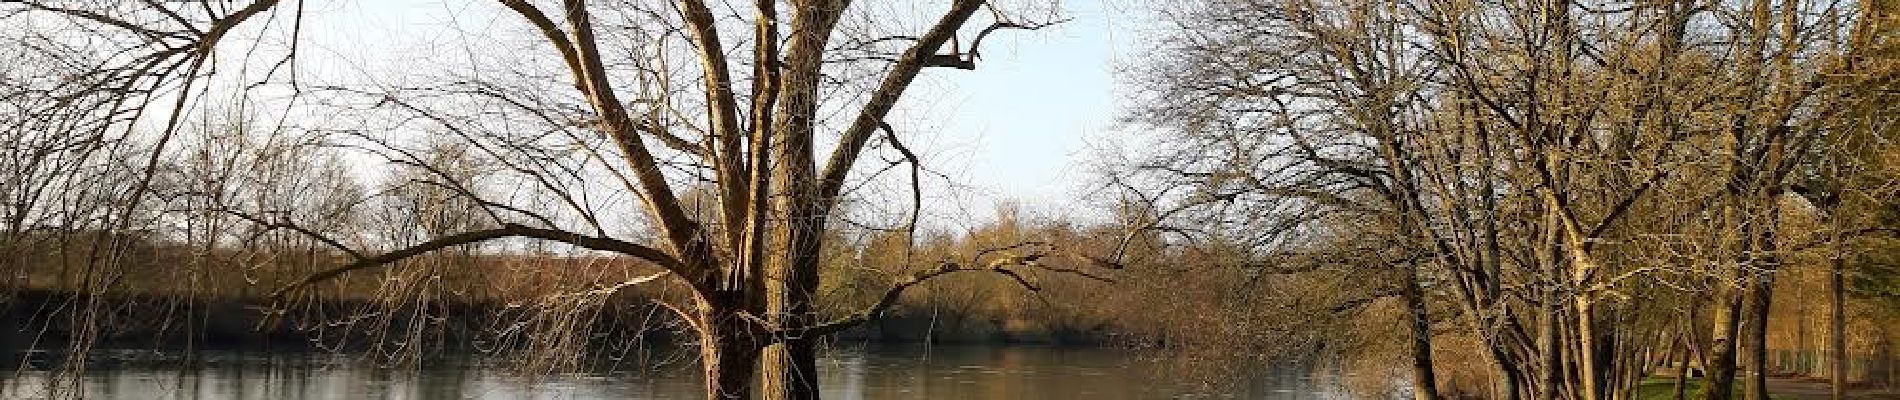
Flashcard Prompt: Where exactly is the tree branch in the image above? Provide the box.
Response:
[271,223,685,298]
[801,257,1026,337]
[218,208,363,260]
[1583,168,1671,243]
[677,0,751,256]
[554,0,712,276]
[801,244,1116,337]
[816,0,987,205]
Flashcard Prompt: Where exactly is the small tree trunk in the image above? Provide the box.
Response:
[1745,213,1781,400]
[1678,335,1693,400]
[1403,268,1441,400]
[1830,227,1847,400]
[1540,293,1564,400]
[1744,271,1775,400]
[1704,285,1744,400]
[1492,344,1526,400]
[1578,295,1602,399]
[1563,312,1585,399]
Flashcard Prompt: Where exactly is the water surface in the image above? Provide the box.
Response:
[2,345,1352,399]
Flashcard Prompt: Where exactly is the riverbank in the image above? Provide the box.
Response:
[1,289,1124,356]
[0,289,669,353]
[1635,375,1900,399]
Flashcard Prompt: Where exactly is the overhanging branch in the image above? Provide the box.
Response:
[801,257,1030,337]
[801,245,1115,337]
[271,223,685,298]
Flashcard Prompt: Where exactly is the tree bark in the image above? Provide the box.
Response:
[699,303,764,400]
[1831,231,1847,400]
[1542,297,1564,400]
[757,2,845,399]
[759,246,820,400]
[1678,335,1693,400]
[1579,295,1602,399]
[1745,197,1781,400]
[1744,270,1776,400]
[1704,285,1744,400]
[759,338,818,400]
[1403,268,1441,400]
[760,245,821,400]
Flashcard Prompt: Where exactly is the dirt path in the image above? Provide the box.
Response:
[1766,377,1900,399]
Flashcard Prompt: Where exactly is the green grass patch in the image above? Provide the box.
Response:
[1633,377,1755,400]
[1634,376,1698,400]
[1630,376,1869,400]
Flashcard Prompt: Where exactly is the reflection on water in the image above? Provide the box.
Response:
[2,345,1356,399]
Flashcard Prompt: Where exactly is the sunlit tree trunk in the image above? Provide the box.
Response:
[1705,284,1744,400]
[1577,295,1602,399]
[757,3,836,397]
[761,225,822,400]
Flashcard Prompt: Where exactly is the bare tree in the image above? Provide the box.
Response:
[2,1,1111,400]
[1119,1,1885,400]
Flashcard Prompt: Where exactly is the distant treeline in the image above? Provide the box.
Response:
[0,213,1153,356]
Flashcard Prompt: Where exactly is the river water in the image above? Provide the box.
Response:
[1,345,1359,399]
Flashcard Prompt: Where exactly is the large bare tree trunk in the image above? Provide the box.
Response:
[756,2,843,399]
[760,247,821,400]
[700,301,765,400]
[760,232,820,400]
[760,338,818,400]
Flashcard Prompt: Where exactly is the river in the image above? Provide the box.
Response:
[2,345,1362,399]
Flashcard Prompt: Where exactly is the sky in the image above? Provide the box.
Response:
[216,0,1151,226]
[892,0,1147,220]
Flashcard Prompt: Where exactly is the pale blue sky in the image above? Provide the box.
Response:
[908,0,1143,219]
[245,0,1147,224]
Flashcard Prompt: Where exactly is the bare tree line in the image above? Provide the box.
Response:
[1115,0,1899,399]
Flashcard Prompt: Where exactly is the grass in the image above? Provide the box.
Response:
[1632,377,1762,400]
